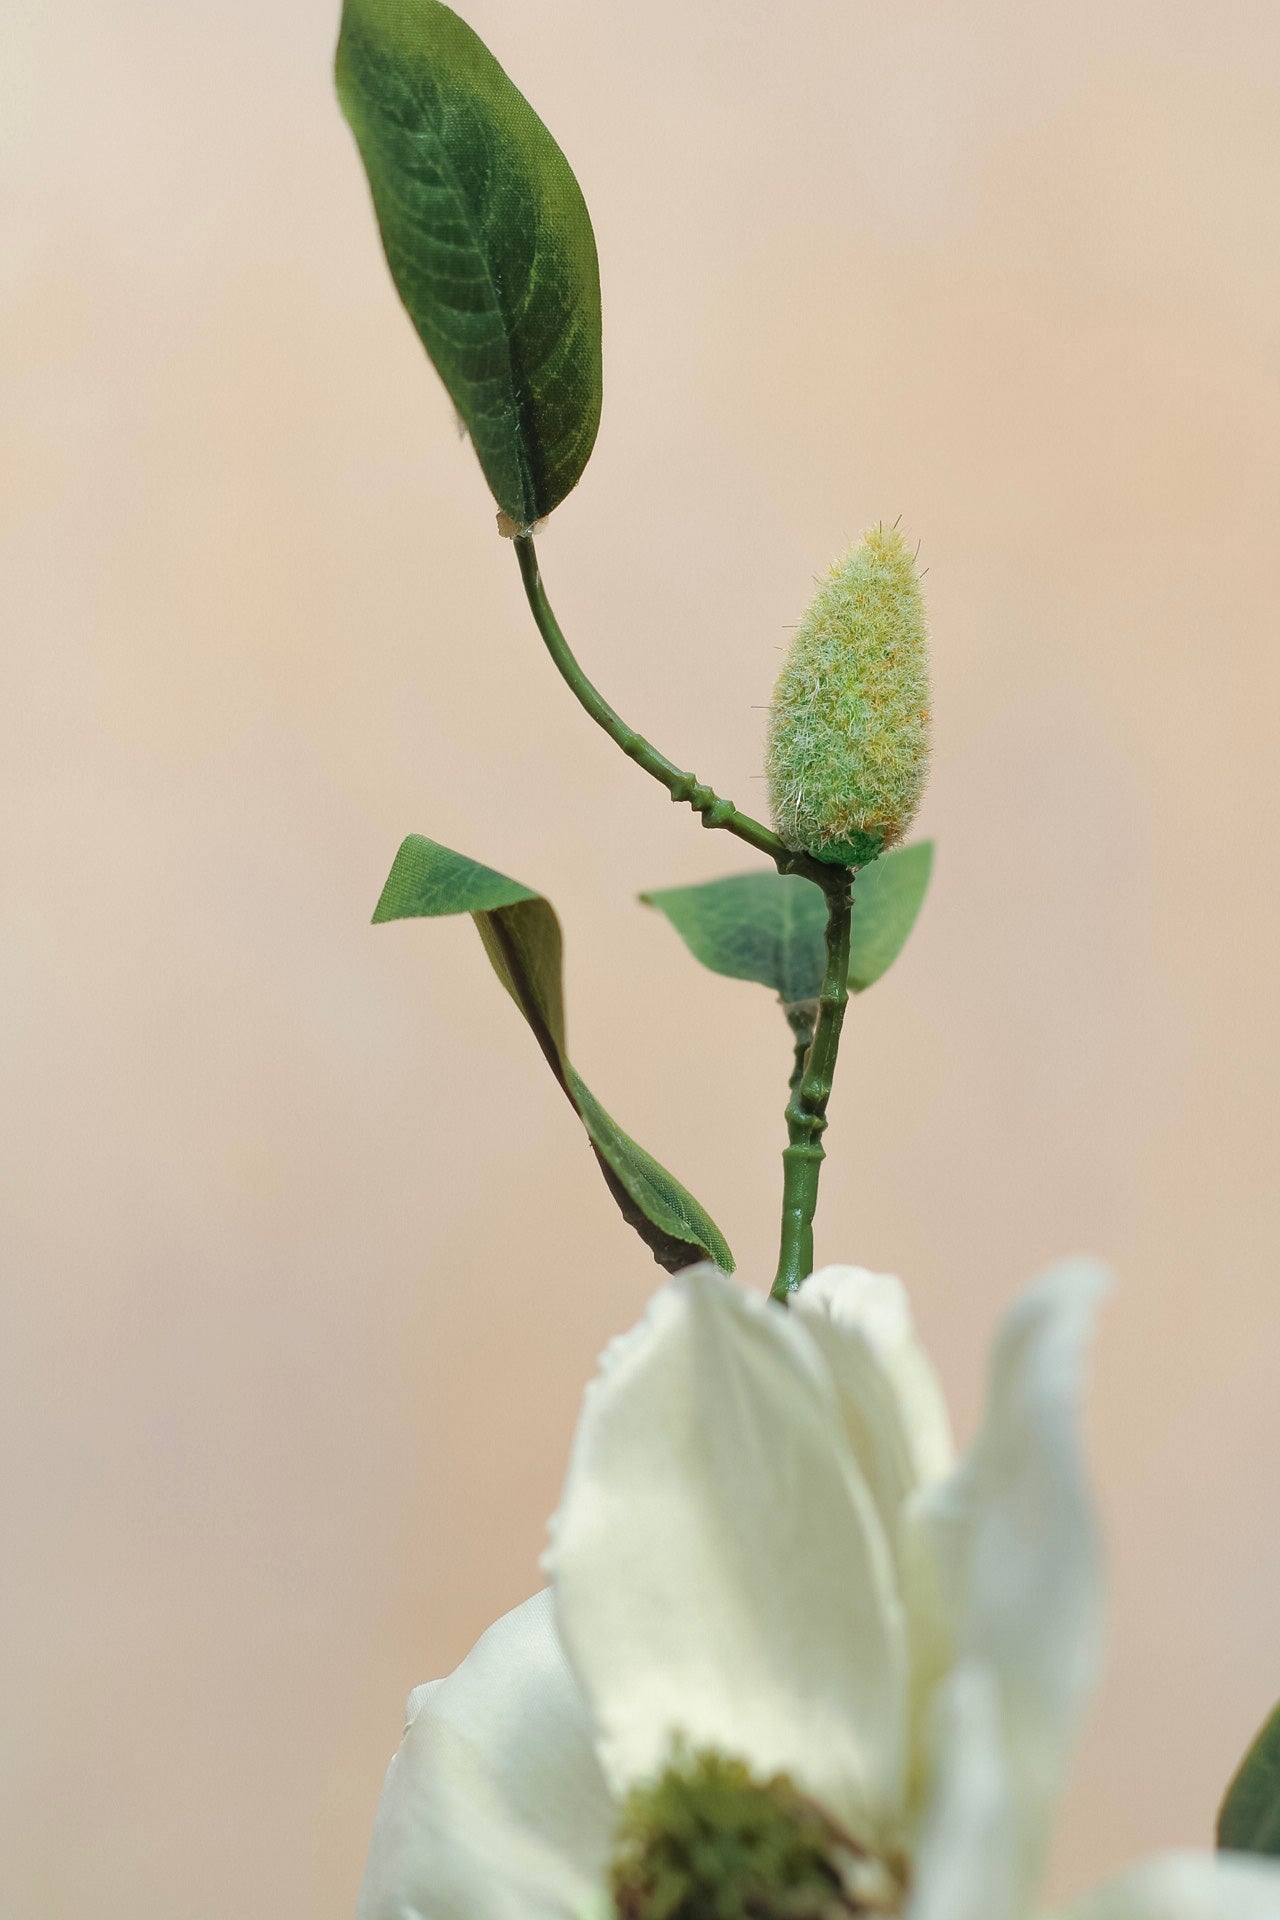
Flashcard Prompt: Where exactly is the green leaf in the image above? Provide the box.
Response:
[336,0,603,528]
[847,840,935,991]
[640,842,934,1006]
[375,834,733,1274]
[1219,1703,1280,1856]
[640,871,828,1006]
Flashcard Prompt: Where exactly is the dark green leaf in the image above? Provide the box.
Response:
[375,834,733,1274]
[336,0,603,527]
[1219,1703,1280,1856]
[641,842,934,1006]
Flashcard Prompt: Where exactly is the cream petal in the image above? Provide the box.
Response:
[547,1267,907,1840]
[793,1266,954,1550]
[1048,1853,1280,1920]
[908,1661,1018,1920]
[906,1259,1109,1906]
[357,1590,614,1920]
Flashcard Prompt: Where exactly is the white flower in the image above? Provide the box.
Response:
[357,1262,1280,1920]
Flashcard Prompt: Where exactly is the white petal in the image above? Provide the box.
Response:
[908,1661,1018,1920]
[357,1590,614,1920]
[793,1267,954,1548]
[548,1267,906,1840]
[905,1259,1109,1905]
[1049,1853,1280,1920]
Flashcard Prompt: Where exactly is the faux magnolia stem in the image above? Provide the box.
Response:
[772,878,853,1299]
[515,535,795,867]
[513,531,855,1293]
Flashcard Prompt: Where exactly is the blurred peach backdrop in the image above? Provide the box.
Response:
[5,0,1280,1914]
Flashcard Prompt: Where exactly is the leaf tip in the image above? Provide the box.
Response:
[371,833,427,923]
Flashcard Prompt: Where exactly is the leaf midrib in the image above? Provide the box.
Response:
[417,81,538,519]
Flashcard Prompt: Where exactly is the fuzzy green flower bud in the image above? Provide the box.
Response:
[766,525,931,868]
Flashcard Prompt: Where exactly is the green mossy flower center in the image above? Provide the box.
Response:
[610,1751,898,1920]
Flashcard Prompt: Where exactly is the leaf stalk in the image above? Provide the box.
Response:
[514,536,827,871]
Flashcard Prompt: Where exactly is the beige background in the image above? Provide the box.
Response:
[6,0,1280,1913]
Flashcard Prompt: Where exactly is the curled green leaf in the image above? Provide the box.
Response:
[641,842,934,1008]
[375,834,733,1274]
[336,0,603,527]
[1219,1702,1280,1857]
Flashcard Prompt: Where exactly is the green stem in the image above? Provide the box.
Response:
[784,1002,817,1110]
[515,535,803,870]
[513,530,854,1297]
[771,877,853,1300]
